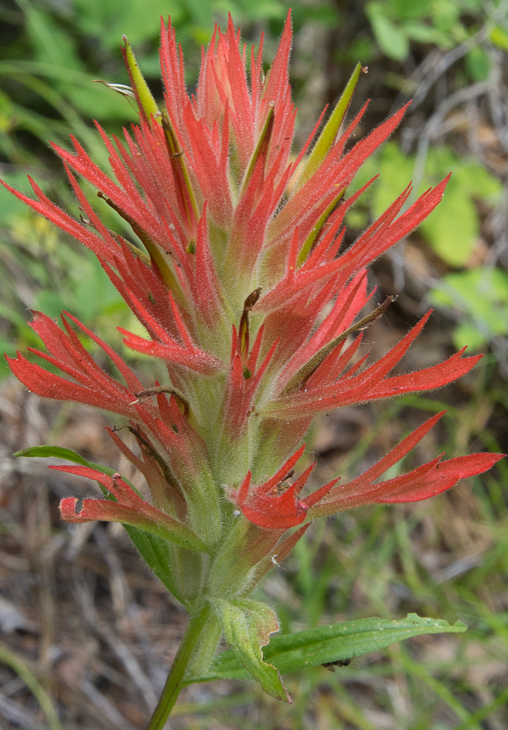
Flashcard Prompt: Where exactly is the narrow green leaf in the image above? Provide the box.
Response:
[295,62,362,193]
[123,526,179,596]
[213,598,290,702]
[15,445,140,492]
[189,613,467,682]
[240,105,274,196]
[122,36,159,123]
[297,186,346,266]
[15,444,90,466]
[161,111,200,222]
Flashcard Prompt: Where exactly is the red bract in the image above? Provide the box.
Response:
[4,11,501,551]
[55,465,206,551]
[230,445,339,529]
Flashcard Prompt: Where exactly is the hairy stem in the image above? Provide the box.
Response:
[146,604,212,729]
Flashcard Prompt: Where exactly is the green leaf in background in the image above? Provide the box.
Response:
[404,22,454,48]
[22,0,83,72]
[370,141,415,219]
[71,0,185,47]
[430,267,508,350]
[18,0,133,120]
[32,251,128,332]
[0,337,18,379]
[421,152,502,266]
[293,3,340,26]
[190,613,467,683]
[490,24,508,52]
[214,598,290,702]
[466,45,491,82]
[0,171,41,225]
[390,0,433,20]
[420,177,478,266]
[362,142,502,267]
[366,2,409,60]
[431,0,461,35]
[112,0,186,45]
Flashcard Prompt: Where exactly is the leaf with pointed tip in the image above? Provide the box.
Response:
[188,613,467,683]
[15,445,90,465]
[295,62,362,192]
[15,445,140,489]
[297,186,346,266]
[16,444,144,489]
[121,36,159,123]
[213,598,290,702]
[240,106,275,195]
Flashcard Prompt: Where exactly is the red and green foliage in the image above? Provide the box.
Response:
[4,10,502,712]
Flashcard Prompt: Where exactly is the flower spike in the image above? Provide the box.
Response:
[4,12,503,708]
[5,10,500,543]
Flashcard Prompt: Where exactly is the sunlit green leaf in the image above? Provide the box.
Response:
[490,24,508,52]
[430,267,508,349]
[420,178,478,266]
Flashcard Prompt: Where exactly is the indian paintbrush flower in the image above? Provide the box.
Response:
[4,10,503,720]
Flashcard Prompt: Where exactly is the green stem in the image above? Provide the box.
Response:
[146,604,212,730]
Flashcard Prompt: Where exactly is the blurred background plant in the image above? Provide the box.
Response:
[1,0,508,728]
